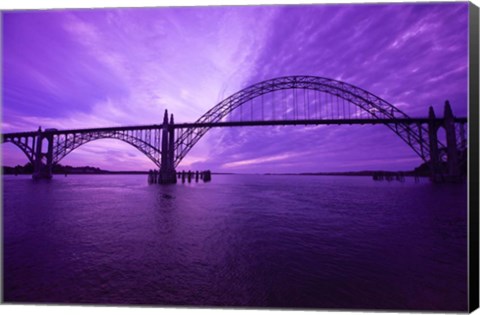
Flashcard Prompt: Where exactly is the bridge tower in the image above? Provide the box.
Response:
[32,127,54,179]
[168,113,177,183]
[428,106,441,182]
[158,110,177,184]
[444,101,459,178]
[428,100,462,182]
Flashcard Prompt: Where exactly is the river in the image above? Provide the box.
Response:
[2,174,468,311]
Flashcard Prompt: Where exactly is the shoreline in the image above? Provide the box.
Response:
[2,172,430,177]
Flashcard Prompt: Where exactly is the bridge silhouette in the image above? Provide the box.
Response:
[2,76,467,183]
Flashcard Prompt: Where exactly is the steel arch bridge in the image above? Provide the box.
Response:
[2,75,467,182]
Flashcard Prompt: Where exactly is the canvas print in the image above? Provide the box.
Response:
[1,2,477,312]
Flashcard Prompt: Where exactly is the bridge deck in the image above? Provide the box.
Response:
[2,117,468,137]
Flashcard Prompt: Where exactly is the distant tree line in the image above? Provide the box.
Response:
[3,149,467,176]
[3,163,109,175]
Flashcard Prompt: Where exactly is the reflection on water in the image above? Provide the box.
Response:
[3,174,468,310]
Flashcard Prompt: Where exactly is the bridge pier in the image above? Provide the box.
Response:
[444,101,459,178]
[158,110,177,184]
[428,107,442,182]
[427,101,463,182]
[32,127,54,180]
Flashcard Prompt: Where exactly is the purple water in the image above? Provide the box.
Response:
[3,174,468,311]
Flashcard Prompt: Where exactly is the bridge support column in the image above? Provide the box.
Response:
[32,127,53,180]
[168,113,177,183]
[428,107,442,182]
[159,110,177,184]
[444,101,459,179]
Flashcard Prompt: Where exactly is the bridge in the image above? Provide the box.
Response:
[2,76,468,183]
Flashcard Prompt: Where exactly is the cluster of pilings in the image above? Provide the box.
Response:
[148,170,211,184]
[147,169,161,184]
[178,170,211,183]
[372,171,406,182]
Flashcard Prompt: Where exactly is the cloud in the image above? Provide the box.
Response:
[222,152,304,169]
[2,3,469,172]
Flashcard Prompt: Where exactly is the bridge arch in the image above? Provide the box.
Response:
[2,137,36,164]
[52,131,162,168]
[174,75,444,167]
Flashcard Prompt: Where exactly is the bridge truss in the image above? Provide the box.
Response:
[174,76,460,167]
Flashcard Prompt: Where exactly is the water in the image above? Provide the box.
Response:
[3,174,468,311]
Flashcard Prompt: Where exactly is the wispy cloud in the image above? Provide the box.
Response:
[222,152,303,169]
[2,3,468,172]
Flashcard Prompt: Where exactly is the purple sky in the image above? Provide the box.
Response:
[1,3,469,172]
